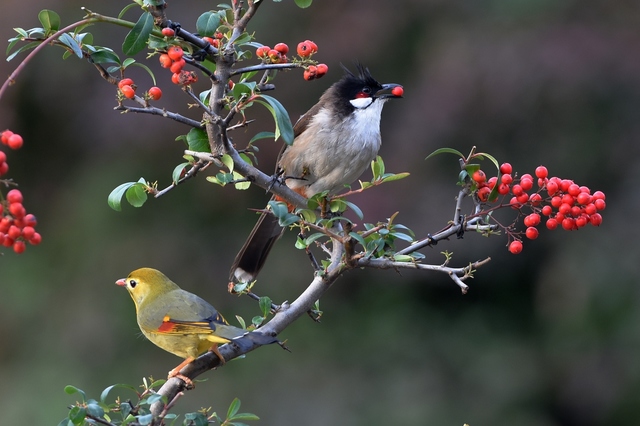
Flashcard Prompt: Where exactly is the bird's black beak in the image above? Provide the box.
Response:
[376,83,404,99]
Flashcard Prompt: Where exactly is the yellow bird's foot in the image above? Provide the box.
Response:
[169,372,195,389]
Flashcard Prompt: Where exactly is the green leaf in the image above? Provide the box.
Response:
[122,57,136,68]
[381,172,410,183]
[172,162,189,183]
[371,156,384,179]
[227,398,241,419]
[137,413,153,425]
[145,393,165,405]
[393,254,415,262]
[474,152,500,170]
[100,383,139,404]
[343,200,363,220]
[196,11,222,37]
[184,412,208,426]
[86,402,105,418]
[249,131,275,143]
[130,61,156,85]
[6,41,40,61]
[38,9,61,33]
[126,181,148,207]
[233,171,251,190]
[254,95,294,145]
[118,2,140,19]
[58,33,83,58]
[235,314,247,328]
[221,153,234,172]
[122,12,154,56]
[57,418,72,426]
[425,147,465,160]
[64,385,86,401]
[68,406,86,425]
[349,231,366,249]
[298,208,317,223]
[233,81,256,101]
[294,0,313,7]
[90,48,121,64]
[13,27,29,38]
[230,413,260,421]
[259,296,272,317]
[108,182,134,211]
[186,127,210,152]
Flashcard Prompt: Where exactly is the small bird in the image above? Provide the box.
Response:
[116,267,277,385]
[230,64,403,283]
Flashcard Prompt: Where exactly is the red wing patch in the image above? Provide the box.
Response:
[157,315,213,335]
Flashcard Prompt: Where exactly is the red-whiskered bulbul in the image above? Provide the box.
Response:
[230,64,402,282]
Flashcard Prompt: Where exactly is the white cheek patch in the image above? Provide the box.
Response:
[350,97,373,109]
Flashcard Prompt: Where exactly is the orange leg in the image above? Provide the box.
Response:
[209,343,226,365]
[168,357,195,388]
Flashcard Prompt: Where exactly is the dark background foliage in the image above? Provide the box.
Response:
[0,0,638,424]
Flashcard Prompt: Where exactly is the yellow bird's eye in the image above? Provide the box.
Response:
[129,279,137,288]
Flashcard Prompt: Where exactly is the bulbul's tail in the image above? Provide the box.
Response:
[230,204,284,282]
[231,331,280,352]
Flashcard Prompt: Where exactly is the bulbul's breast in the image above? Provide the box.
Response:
[279,104,383,197]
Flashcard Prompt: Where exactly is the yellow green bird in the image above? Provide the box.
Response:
[116,267,276,384]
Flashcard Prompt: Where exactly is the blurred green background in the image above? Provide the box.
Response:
[1,0,638,425]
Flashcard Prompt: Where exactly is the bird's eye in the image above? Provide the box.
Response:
[355,87,372,99]
[129,279,137,288]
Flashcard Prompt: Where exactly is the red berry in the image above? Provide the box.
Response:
[509,240,523,254]
[560,179,573,193]
[148,86,162,101]
[29,232,42,245]
[477,186,491,202]
[524,213,541,227]
[594,199,606,211]
[499,163,512,174]
[584,203,597,215]
[575,215,588,228]
[267,49,282,63]
[561,217,575,230]
[170,58,186,73]
[274,43,289,55]
[0,161,8,176]
[516,193,529,203]
[590,213,603,226]
[167,46,184,61]
[171,73,181,85]
[215,31,224,39]
[159,54,173,68]
[2,236,13,247]
[529,193,542,206]
[1,130,13,145]
[391,86,404,97]
[307,40,318,53]
[0,151,5,163]
[297,41,314,57]
[592,190,605,200]
[8,202,25,218]
[535,165,548,179]
[472,169,486,184]
[316,63,329,78]
[511,184,524,196]
[541,205,553,216]
[520,177,533,191]
[7,225,20,239]
[525,227,539,240]
[21,226,35,240]
[498,183,510,195]
[161,27,175,37]
[545,218,558,230]
[6,189,23,204]
[8,134,23,150]
[576,192,591,205]
[501,174,513,185]
[303,65,317,81]
[13,240,25,254]
[487,176,497,188]
[568,183,581,196]
[120,85,135,99]
[118,78,134,89]
[546,180,559,195]
[24,214,37,227]
[256,46,270,59]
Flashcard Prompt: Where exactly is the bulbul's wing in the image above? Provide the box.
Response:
[230,101,323,283]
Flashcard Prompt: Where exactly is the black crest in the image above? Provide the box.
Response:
[322,63,383,117]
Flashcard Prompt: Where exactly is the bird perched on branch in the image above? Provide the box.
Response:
[116,267,277,386]
[230,64,403,283]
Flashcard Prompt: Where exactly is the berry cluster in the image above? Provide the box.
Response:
[0,189,41,254]
[255,40,327,81]
[117,78,162,101]
[1,130,24,150]
[159,46,198,86]
[471,163,606,254]
[256,42,290,64]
